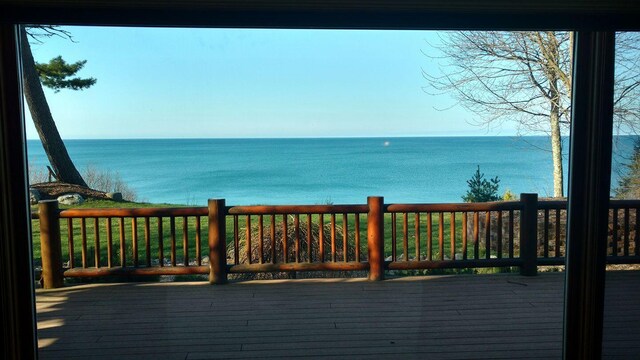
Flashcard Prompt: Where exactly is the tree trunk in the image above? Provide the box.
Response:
[550,111,564,197]
[20,27,87,187]
[549,74,564,198]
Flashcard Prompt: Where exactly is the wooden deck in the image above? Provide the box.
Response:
[35,271,640,359]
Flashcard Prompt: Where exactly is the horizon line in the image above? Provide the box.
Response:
[24,134,574,141]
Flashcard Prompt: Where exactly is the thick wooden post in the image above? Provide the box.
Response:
[39,200,63,288]
[367,196,384,281]
[208,199,227,284]
[520,193,538,276]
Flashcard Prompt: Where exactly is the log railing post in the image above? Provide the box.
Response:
[520,193,538,276]
[367,196,384,281]
[208,199,227,284]
[39,200,63,288]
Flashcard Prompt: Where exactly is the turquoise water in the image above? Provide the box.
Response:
[26,137,634,205]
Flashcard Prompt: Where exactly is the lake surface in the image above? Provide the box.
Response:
[26,136,635,205]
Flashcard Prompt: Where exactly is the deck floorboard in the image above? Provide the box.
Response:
[36,271,640,359]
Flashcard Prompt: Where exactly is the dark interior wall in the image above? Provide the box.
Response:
[2,0,640,29]
[0,25,38,360]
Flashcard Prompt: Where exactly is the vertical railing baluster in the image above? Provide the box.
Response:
[81,218,87,268]
[497,211,503,259]
[196,216,201,266]
[462,212,468,260]
[246,215,251,264]
[438,212,444,260]
[391,213,397,261]
[556,209,562,257]
[485,211,491,259]
[415,213,420,261]
[170,217,176,266]
[473,212,479,260]
[106,218,113,268]
[132,217,138,267]
[343,213,348,262]
[355,214,361,262]
[318,214,324,263]
[450,212,456,260]
[296,214,301,263]
[183,216,188,266]
[544,209,550,258]
[67,218,74,269]
[624,208,630,257]
[427,213,432,261]
[94,218,100,268]
[636,208,640,257]
[612,208,618,256]
[144,217,151,267]
[271,215,276,264]
[158,217,163,267]
[330,213,336,262]
[403,213,409,262]
[283,214,288,263]
[308,214,313,262]
[233,215,239,265]
[509,210,514,259]
[119,217,126,266]
[258,215,264,264]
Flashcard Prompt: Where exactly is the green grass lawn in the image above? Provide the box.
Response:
[31,200,512,268]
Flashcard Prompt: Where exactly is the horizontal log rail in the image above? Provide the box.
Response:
[227,204,368,215]
[537,257,568,266]
[228,262,369,273]
[33,194,640,288]
[385,201,521,213]
[605,256,640,264]
[58,207,207,218]
[609,199,640,207]
[537,201,568,210]
[387,258,522,270]
[64,265,209,277]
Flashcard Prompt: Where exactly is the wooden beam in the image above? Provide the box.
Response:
[0,24,38,360]
[563,31,615,360]
[1,0,640,30]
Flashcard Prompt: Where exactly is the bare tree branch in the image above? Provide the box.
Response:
[422,31,640,197]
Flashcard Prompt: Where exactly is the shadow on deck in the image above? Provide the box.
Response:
[35,271,640,359]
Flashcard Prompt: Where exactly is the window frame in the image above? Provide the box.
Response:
[1,1,639,359]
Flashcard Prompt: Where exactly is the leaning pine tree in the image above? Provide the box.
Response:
[21,26,96,187]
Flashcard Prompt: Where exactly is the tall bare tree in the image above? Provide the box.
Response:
[423,31,640,197]
[21,26,96,187]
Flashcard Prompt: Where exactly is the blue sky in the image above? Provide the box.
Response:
[24,27,518,139]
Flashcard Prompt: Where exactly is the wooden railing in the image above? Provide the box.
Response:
[34,194,640,288]
[38,206,210,281]
[223,201,370,275]
[383,194,534,274]
[607,200,640,263]
[537,200,567,266]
